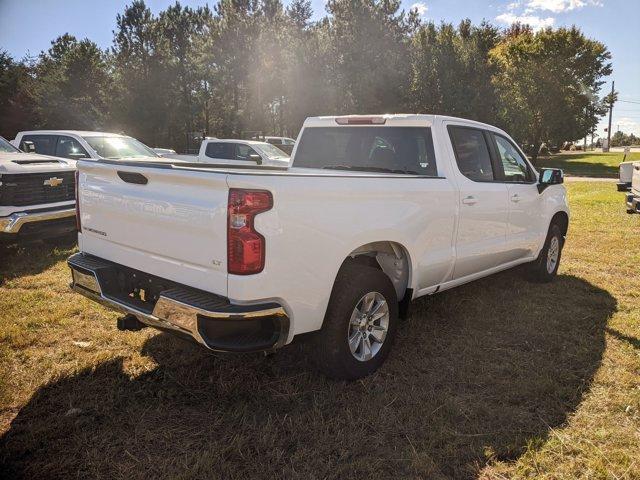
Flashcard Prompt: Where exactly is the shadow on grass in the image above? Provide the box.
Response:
[0,270,615,479]
[0,235,76,285]
[605,327,640,350]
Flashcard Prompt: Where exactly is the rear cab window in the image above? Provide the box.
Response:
[293,126,438,175]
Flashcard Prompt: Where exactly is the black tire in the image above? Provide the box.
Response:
[528,222,564,283]
[311,263,399,380]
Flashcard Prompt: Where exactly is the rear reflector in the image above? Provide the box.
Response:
[227,189,273,275]
[335,116,387,125]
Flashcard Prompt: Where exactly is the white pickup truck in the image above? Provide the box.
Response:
[68,114,568,379]
[618,161,634,192]
[1,136,77,243]
[12,130,165,162]
[165,138,290,166]
[625,162,640,213]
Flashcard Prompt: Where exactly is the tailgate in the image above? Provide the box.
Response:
[77,161,229,296]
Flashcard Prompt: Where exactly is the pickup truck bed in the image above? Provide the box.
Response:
[73,159,454,335]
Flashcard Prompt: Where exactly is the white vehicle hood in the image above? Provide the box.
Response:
[258,156,291,167]
[252,146,291,167]
[0,152,76,174]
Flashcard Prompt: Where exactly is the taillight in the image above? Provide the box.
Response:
[75,169,81,232]
[227,189,273,275]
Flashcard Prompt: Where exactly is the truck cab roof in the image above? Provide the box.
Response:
[15,130,130,138]
[303,114,506,134]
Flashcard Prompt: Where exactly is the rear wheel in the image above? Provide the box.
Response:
[312,264,398,380]
[528,222,564,282]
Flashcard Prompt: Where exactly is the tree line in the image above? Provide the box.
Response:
[0,0,612,159]
[609,131,639,147]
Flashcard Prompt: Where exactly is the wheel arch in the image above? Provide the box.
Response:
[551,210,569,237]
[337,240,413,302]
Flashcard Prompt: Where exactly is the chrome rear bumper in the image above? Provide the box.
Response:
[68,253,289,352]
[0,208,76,233]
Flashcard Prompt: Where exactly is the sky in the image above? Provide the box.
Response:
[1,0,639,137]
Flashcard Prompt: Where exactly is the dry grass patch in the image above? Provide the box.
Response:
[1,182,639,479]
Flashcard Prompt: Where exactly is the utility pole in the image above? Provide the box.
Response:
[583,105,588,151]
[606,80,614,151]
[582,105,589,152]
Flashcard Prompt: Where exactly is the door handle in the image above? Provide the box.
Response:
[462,195,477,206]
[510,194,521,203]
[117,171,148,185]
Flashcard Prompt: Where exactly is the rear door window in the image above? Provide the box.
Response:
[205,142,235,160]
[294,126,437,175]
[21,135,57,156]
[448,126,495,182]
[55,136,89,159]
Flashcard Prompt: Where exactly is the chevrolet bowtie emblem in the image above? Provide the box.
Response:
[44,177,63,187]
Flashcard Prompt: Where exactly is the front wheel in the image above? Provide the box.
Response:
[528,223,564,282]
[311,264,398,380]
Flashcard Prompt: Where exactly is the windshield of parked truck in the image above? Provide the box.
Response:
[83,136,159,159]
[257,143,289,159]
[0,136,20,153]
[294,126,437,175]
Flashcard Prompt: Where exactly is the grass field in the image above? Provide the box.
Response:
[537,151,640,178]
[1,182,639,479]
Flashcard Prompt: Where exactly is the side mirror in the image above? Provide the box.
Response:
[537,168,563,193]
[22,141,36,153]
[248,153,262,165]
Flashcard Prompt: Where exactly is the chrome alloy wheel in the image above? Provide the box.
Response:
[347,291,389,362]
[547,235,560,274]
